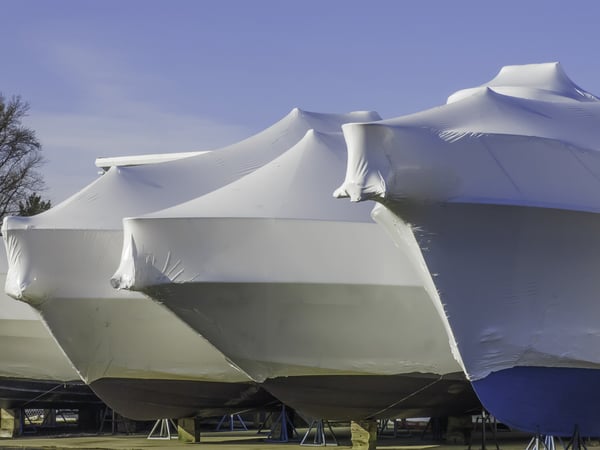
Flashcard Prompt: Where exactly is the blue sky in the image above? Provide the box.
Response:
[2,0,600,203]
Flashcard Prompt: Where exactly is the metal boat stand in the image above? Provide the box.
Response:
[468,409,499,450]
[98,407,131,435]
[526,434,562,450]
[421,417,446,441]
[378,418,412,438]
[300,419,338,447]
[565,425,587,450]
[215,413,248,431]
[265,404,298,443]
[147,418,178,440]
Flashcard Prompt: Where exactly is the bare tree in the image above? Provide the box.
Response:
[0,94,46,221]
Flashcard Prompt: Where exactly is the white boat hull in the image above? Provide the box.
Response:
[147,281,456,381]
[0,317,78,382]
[0,253,101,408]
[0,277,101,409]
[379,201,600,435]
[116,216,479,419]
[4,228,273,419]
[3,109,381,419]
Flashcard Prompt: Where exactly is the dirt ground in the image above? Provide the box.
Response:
[0,427,592,450]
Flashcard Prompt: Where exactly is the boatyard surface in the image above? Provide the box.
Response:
[0,429,583,450]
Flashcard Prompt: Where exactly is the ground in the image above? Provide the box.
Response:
[0,427,592,450]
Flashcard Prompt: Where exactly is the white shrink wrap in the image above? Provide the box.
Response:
[336,62,600,435]
[3,109,377,419]
[112,129,479,420]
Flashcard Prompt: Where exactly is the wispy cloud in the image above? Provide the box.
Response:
[27,109,253,204]
[25,40,254,203]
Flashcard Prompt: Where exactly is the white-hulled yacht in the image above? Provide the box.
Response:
[3,109,377,419]
[111,129,479,420]
[335,62,600,436]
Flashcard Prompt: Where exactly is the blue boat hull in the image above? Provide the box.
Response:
[473,366,600,436]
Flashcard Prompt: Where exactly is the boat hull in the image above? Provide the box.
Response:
[0,255,81,384]
[146,281,479,420]
[89,378,274,420]
[4,229,271,419]
[147,281,461,381]
[473,366,600,436]
[0,257,90,409]
[117,217,476,419]
[0,315,81,384]
[380,202,600,435]
[263,373,478,420]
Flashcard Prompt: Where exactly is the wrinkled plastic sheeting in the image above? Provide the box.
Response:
[0,109,381,387]
[110,127,465,383]
[0,240,80,382]
[335,62,600,211]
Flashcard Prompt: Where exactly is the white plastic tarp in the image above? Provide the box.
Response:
[111,129,464,383]
[0,250,79,382]
[2,109,380,385]
[335,62,600,212]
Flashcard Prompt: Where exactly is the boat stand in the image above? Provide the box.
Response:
[565,425,587,450]
[421,417,446,441]
[147,418,178,440]
[526,434,562,450]
[300,419,338,447]
[544,435,559,450]
[468,409,499,450]
[377,418,412,438]
[265,404,298,443]
[215,413,248,431]
[98,407,131,435]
